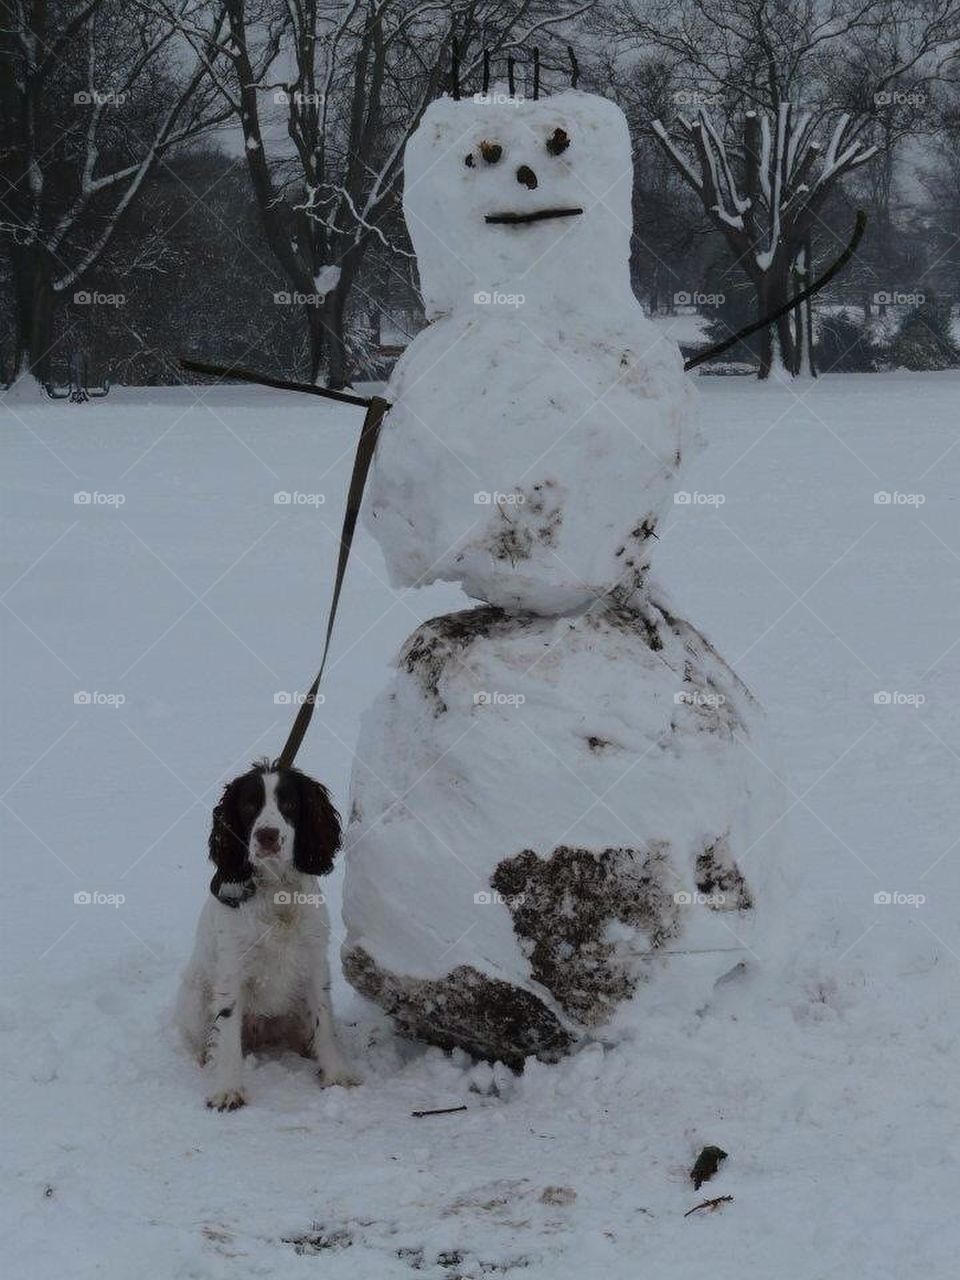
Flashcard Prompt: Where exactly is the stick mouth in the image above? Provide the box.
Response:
[484,207,584,226]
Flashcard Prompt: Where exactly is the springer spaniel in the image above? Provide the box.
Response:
[176,760,358,1110]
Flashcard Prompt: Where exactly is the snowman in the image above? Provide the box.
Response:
[341,88,775,1066]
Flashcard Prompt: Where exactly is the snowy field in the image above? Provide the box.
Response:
[3,371,960,1278]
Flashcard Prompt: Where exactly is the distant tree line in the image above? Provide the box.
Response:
[1,0,959,389]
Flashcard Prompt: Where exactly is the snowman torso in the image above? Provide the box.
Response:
[367,91,695,611]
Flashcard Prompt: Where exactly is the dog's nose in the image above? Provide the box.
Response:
[255,826,280,852]
[516,164,538,190]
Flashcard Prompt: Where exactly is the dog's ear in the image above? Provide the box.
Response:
[209,776,255,904]
[293,773,342,876]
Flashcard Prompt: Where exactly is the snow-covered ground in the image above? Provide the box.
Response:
[3,372,960,1278]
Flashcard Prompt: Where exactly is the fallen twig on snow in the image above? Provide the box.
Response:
[411,1105,468,1118]
[684,1195,734,1218]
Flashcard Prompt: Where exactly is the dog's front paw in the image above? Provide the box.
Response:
[318,1063,361,1089]
[206,1086,247,1111]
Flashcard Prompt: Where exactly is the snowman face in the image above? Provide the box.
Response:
[463,126,583,227]
[404,90,635,318]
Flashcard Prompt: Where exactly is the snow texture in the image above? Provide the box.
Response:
[367,91,696,612]
[3,377,960,1278]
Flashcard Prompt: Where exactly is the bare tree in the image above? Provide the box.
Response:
[920,92,960,300]
[597,0,960,375]
[0,0,230,385]
[652,105,876,374]
[601,0,960,115]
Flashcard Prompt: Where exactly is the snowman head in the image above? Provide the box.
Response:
[404,90,635,319]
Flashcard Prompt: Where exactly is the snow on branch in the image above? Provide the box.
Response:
[654,101,877,277]
[651,119,702,192]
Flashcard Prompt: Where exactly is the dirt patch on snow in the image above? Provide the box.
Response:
[482,480,563,565]
[695,835,753,910]
[343,946,573,1068]
[401,606,519,715]
[491,843,681,1025]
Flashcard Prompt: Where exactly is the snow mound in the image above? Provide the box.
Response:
[343,590,781,1063]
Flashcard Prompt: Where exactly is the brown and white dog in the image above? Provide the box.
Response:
[176,760,358,1110]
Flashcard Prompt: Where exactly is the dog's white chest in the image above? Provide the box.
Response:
[238,898,318,1013]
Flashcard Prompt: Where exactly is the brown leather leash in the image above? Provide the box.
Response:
[276,393,389,767]
[180,357,390,769]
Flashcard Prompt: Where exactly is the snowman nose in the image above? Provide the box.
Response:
[516,165,538,190]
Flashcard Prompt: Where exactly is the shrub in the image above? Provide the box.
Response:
[814,310,878,372]
[887,301,960,371]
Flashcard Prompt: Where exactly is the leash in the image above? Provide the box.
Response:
[683,211,867,371]
[276,392,390,767]
[180,357,390,769]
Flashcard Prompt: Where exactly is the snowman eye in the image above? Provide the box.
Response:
[546,128,570,156]
[464,154,475,167]
[479,141,502,164]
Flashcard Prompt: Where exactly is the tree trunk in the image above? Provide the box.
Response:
[322,284,350,390]
[792,242,817,378]
[774,303,796,378]
[11,247,56,385]
[320,249,361,390]
[305,303,325,384]
[804,237,816,376]
[804,293,816,376]
[756,268,796,380]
